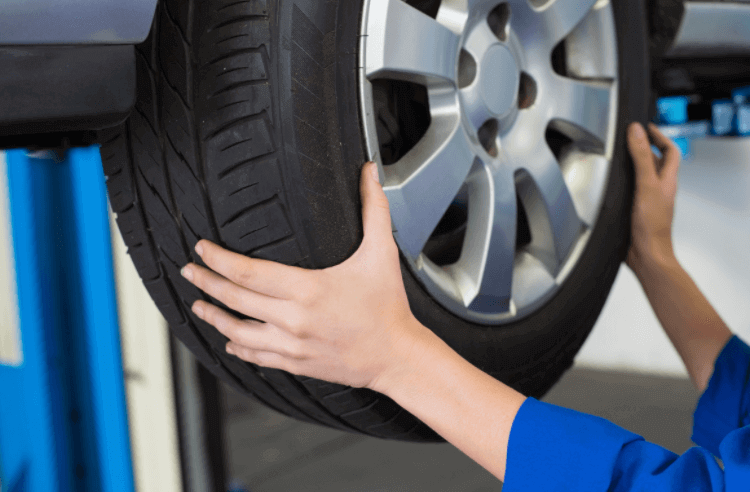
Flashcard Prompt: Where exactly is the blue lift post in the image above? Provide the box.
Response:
[0,148,134,492]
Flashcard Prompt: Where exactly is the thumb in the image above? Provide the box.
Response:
[360,161,394,248]
[627,122,656,183]
[647,123,681,187]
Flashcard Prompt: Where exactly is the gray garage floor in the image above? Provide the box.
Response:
[220,367,701,492]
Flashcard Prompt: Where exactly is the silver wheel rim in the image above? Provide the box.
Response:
[359,0,619,325]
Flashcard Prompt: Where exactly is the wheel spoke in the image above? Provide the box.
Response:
[365,0,460,85]
[550,76,613,148]
[384,114,477,260]
[512,0,598,50]
[451,161,517,313]
[559,150,609,227]
[511,251,556,309]
[435,0,478,34]
[564,1,618,79]
[505,130,583,272]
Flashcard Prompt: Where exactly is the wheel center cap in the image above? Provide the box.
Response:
[480,44,519,117]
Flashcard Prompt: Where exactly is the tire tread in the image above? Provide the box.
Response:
[102,0,400,436]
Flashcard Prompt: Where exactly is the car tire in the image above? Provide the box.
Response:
[100,0,650,442]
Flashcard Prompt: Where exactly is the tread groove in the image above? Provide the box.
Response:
[220,137,253,152]
[209,79,268,99]
[165,132,200,183]
[217,152,275,180]
[217,98,250,111]
[133,106,159,142]
[217,34,249,45]
[400,421,423,438]
[365,408,406,431]
[172,179,186,196]
[228,181,259,198]
[216,65,250,77]
[192,202,207,219]
[244,233,295,256]
[208,15,268,34]
[182,217,201,243]
[239,224,268,241]
[136,166,178,224]
[108,167,124,180]
[217,0,254,12]
[103,133,121,146]
[162,76,193,115]
[322,387,356,400]
[208,110,269,139]
[134,47,156,77]
[220,193,279,228]
[340,399,380,419]
[163,1,190,47]
[206,46,266,68]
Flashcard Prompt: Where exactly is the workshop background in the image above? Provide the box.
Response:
[2,0,750,490]
[1,133,750,492]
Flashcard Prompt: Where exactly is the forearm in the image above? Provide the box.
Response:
[374,319,527,483]
[633,253,733,393]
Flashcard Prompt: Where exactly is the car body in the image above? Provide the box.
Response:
[1,0,750,148]
[0,0,157,44]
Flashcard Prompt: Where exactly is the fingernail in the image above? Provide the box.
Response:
[631,123,646,140]
[195,241,204,257]
[192,302,204,318]
[370,162,380,184]
[181,265,194,281]
[226,345,235,356]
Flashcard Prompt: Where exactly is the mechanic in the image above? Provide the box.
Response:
[179,122,749,490]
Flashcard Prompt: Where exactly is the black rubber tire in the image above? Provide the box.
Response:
[100,0,650,442]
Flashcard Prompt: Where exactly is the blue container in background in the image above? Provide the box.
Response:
[711,100,736,136]
[657,96,690,157]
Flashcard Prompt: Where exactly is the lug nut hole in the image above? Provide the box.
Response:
[488,3,511,42]
[478,119,499,157]
[518,72,537,109]
[458,49,478,89]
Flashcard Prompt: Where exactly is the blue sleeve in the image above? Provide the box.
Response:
[503,335,750,492]
[692,334,750,456]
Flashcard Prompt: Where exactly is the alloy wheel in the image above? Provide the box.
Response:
[359,0,619,324]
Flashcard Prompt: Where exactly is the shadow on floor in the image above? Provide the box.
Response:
[221,367,700,492]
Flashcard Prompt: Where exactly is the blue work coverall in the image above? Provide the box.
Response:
[504,335,750,491]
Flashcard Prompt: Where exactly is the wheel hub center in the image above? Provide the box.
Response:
[479,44,519,117]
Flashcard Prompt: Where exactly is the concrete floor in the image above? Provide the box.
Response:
[221,367,701,491]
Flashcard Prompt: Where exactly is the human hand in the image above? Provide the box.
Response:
[180,161,433,392]
[625,122,681,276]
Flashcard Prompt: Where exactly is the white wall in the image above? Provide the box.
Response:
[575,138,750,376]
[0,152,22,366]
